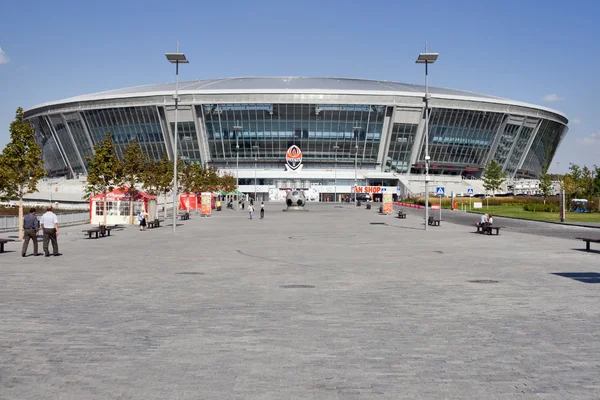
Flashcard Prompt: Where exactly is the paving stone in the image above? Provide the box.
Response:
[0,204,599,399]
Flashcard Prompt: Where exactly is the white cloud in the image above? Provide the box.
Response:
[576,131,600,145]
[0,47,9,64]
[573,118,582,125]
[543,93,563,102]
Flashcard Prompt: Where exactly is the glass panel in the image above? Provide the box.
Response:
[491,122,521,166]
[385,123,418,173]
[82,106,166,163]
[504,124,535,176]
[418,109,504,167]
[49,115,84,174]
[32,117,68,177]
[201,103,384,165]
[520,120,566,177]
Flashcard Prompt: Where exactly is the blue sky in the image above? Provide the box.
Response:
[1,0,598,172]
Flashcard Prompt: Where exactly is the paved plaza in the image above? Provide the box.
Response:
[1,203,599,399]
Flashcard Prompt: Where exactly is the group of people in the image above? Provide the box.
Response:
[21,206,62,257]
[247,201,265,219]
[477,213,494,226]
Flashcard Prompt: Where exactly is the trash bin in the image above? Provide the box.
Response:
[366,204,371,210]
[357,200,362,207]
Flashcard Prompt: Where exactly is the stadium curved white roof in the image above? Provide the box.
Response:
[26,76,567,121]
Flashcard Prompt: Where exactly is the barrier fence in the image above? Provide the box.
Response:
[0,212,89,231]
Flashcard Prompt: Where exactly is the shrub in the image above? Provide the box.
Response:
[523,203,560,212]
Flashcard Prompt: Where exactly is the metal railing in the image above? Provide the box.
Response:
[0,212,89,231]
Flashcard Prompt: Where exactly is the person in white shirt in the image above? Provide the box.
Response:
[40,206,61,257]
[248,204,254,219]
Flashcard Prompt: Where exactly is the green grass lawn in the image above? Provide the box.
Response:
[463,205,600,223]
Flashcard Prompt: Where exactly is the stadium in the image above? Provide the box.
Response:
[24,77,568,202]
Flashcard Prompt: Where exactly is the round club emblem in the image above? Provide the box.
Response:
[285,145,303,170]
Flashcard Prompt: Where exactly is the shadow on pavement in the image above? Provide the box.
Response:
[551,272,600,283]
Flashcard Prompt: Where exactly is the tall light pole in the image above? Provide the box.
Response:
[252,145,259,201]
[165,44,189,233]
[353,125,361,210]
[416,46,438,231]
[333,144,339,202]
[233,124,242,211]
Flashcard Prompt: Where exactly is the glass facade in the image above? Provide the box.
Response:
[66,117,94,163]
[520,120,565,176]
[33,117,68,177]
[490,123,520,166]
[169,121,201,163]
[503,124,535,177]
[418,109,504,166]
[202,103,385,166]
[385,123,418,173]
[27,100,566,180]
[49,115,85,175]
[83,106,167,161]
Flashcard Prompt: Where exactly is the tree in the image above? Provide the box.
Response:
[121,139,147,224]
[538,167,553,203]
[482,160,506,196]
[562,163,584,201]
[85,133,122,226]
[219,173,237,193]
[0,107,46,240]
[143,153,174,218]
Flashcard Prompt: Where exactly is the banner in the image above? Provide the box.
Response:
[179,193,198,211]
[382,193,393,214]
[201,192,212,216]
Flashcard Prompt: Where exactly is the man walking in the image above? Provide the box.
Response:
[40,206,61,257]
[22,208,40,257]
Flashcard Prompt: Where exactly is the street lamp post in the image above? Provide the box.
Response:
[252,145,259,201]
[416,47,438,231]
[165,44,189,233]
[333,145,339,202]
[233,124,242,211]
[353,125,361,210]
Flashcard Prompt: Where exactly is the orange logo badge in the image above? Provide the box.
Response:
[285,145,303,170]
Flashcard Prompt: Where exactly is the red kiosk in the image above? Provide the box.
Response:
[89,187,156,225]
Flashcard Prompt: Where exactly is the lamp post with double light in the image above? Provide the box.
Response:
[353,125,361,209]
[165,45,189,233]
[416,47,438,231]
[233,124,242,211]
[333,144,339,202]
[252,145,259,202]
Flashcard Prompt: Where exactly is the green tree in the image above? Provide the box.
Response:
[482,160,506,196]
[143,153,175,218]
[85,133,122,226]
[0,107,46,240]
[121,139,147,225]
[219,173,237,193]
[538,167,553,203]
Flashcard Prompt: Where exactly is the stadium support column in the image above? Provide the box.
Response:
[416,46,438,231]
[165,43,189,233]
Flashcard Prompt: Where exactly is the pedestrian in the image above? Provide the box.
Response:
[250,198,254,206]
[22,208,41,257]
[241,201,245,210]
[40,206,61,257]
[248,204,254,219]
[138,211,147,231]
[260,202,265,219]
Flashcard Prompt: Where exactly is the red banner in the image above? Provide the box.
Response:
[179,193,198,210]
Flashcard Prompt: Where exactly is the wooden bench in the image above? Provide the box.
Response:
[576,237,600,251]
[147,219,162,229]
[0,238,15,253]
[428,216,440,226]
[475,223,503,235]
[82,226,112,239]
[179,213,190,221]
[397,211,407,219]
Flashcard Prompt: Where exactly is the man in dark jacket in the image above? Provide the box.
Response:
[22,208,40,257]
